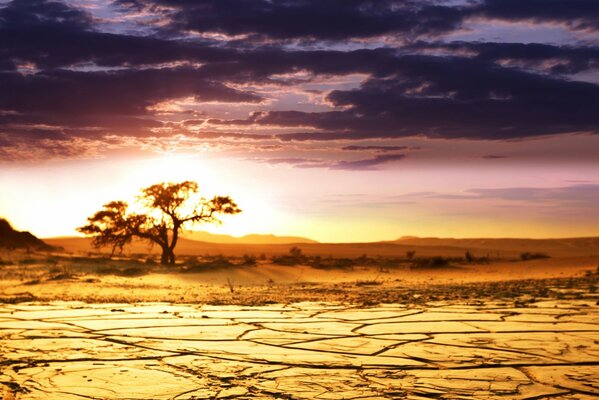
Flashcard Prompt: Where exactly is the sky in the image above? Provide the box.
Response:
[1,0,599,242]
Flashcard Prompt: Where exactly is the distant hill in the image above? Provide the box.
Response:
[0,219,56,251]
[45,233,599,259]
[390,236,599,258]
[183,230,318,244]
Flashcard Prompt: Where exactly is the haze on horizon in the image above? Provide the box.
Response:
[1,0,599,242]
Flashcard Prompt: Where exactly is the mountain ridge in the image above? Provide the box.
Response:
[182,230,318,244]
[0,219,56,251]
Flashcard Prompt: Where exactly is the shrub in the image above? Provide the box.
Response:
[308,256,355,270]
[242,254,257,266]
[520,252,550,261]
[411,256,452,269]
[182,255,235,272]
[272,247,307,266]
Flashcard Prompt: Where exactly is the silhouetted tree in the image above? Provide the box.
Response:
[78,181,241,265]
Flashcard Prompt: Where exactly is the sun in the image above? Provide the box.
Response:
[119,155,287,237]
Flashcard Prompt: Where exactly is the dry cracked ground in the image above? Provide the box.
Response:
[1,299,599,399]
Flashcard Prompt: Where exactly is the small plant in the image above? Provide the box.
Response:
[411,256,452,269]
[289,246,303,258]
[272,247,307,266]
[520,252,550,261]
[406,250,416,260]
[182,255,235,272]
[307,256,355,270]
[241,254,257,266]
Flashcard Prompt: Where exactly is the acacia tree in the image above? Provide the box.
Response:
[78,181,241,264]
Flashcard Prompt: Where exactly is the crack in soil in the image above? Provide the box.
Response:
[1,299,598,399]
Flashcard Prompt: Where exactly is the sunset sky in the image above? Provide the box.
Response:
[1,0,598,242]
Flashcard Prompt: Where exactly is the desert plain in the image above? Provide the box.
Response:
[1,236,598,399]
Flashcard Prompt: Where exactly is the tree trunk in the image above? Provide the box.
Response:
[167,224,179,265]
[160,246,169,265]
[159,247,176,265]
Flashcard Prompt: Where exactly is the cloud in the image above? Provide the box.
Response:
[409,41,599,75]
[423,184,599,209]
[116,0,599,42]
[0,0,241,70]
[470,0,599,32]
[244,54,598,140]
[115,0,464,40]
[482,154,508,159]
[329,153,406,170]
[466,184,599,205]
[0,67,262,140]
[2,0,599,163]
[251,153,406,170]
[341,145,411,153]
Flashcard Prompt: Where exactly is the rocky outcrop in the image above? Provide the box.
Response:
[0,219,55,251]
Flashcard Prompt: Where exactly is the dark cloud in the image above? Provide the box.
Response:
[116,0,464,40]
[258,157,321,166]
[342,145,410,153]
[0,0,93,30]
[410,41,599,75]
[1,68,258,115]
[117,0,599,42]
[252,153,405,170]
[247,55,599,140]
[191,131,272,140]
[471,0,599,31]
[0,0,249,71]
[0,67,261,138]
[2,0,599,162]
[482,154,508,159]
[329,153,406,170]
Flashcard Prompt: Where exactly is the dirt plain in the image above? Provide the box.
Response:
[1,239,599,399]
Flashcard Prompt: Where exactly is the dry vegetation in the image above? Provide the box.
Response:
[1,244,597,306]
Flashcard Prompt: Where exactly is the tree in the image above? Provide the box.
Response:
[78,181,241,264]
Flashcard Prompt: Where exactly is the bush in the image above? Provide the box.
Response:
[242,254,257,266]
[182,255,235,272]
[520,252,550,261]
[272,247,307,266]
[410,256,452,269]
[308,256,355,270]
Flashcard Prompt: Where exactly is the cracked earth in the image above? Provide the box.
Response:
[1,299,598,399]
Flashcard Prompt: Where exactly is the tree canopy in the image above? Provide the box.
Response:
[78,181,241,264]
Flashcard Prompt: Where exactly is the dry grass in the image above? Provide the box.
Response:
[0,248,598,306]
